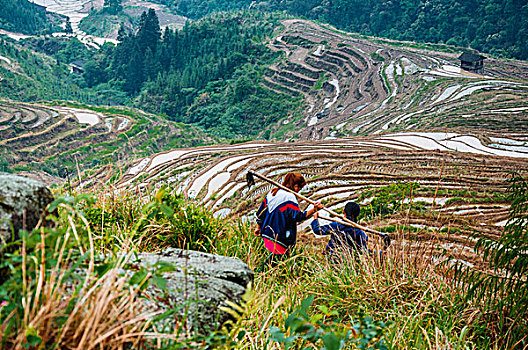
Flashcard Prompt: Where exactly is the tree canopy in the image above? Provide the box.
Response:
[155,0,528,60]
[0,0,59,35]
[83,11,303,138]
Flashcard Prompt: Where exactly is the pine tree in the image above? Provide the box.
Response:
[65,19,73,34]
[137,9,161,53]
[117,24,128,41]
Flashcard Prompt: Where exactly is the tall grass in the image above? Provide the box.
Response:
[213,220,476,349]
[0,179,519,349]
[83,186,225,253]
[0,197,169,349]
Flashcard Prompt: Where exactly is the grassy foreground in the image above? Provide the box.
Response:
[0,181,526,349]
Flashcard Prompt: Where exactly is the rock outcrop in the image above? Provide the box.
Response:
[134,248,254,333]
[0,174,54,247]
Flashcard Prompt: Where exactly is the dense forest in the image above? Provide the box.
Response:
[156,0,528,60]
[84,11,303,138]
[0,0,61,34]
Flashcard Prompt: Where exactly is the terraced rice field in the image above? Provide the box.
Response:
[27,0,184,47]
[119,132,528,269]
[0,101,210,174]
[264,19,528,140]
[119,16,528,257]
[0,101,129,164]
[4,17,528,270]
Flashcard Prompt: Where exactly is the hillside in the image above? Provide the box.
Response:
[0,37,96,102]
[0,101,214,178]
[3,15,528,185]
[155,0,528,60]
[118,133,528,269]
[107,17,528,299]
[82,11,305,138]
[1,9,528,349]
[79,0,188,38]
[0,0,62,35]
[3,12,527,142]
[76,13,528,140]
[259,19,528,140]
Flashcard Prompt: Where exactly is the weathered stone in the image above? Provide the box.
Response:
[0,174,54,247]
[133,248,254,334]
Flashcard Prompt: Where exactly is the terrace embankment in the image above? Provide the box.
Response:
[117,132,528,269]
[264,19,528,141]
[0,101,211,175]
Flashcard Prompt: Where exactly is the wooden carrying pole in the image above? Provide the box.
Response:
[247,170,390,244]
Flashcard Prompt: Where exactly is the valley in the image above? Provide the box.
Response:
[93,18,528,271]
[1,5,528,347]
[2,16,527,269]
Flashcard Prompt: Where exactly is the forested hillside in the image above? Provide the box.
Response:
[0,0,61,34]
[85,11,304,138]
[0,39,94,102]
[157,0,528,60]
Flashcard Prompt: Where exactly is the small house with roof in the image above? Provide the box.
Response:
[459,52,486,74]
[69,60,85,74]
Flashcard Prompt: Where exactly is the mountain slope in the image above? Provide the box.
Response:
[0,0,61,35]
[0,37,94,102]
[260,19,528,140]
[154,0,528,60]
[113,18,528,267]
[83,11,305,139]
[0,101,214,177]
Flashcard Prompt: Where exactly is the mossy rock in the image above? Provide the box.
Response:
[0,173,54,247]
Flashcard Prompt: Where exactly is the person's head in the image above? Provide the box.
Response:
[344,201,360,222]
[271,172,306,195]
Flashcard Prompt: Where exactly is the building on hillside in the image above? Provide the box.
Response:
[69,60,85,74]
[459,52,486,74]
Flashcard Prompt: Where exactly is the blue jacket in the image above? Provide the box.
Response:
[310,219,367,254]
[256,189,308,250]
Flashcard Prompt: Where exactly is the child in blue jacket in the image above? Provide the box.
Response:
[311,201,367,256]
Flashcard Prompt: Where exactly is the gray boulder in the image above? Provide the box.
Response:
[134,248,254,334]
[0,174,54,247]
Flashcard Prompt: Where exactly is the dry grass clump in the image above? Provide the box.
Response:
[0,198,172,349]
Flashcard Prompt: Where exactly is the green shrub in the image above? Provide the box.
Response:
[360,182,419,220]
[369,52,385,62]
[268,296,389,350]
[453,175,528,347]
[137,186,225,252]
[83,186,225,252]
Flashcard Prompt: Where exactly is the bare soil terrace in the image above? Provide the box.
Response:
[116,133,528,270]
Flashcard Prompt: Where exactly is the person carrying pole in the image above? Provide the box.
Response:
[310,201,368,259]
[255,172,323,270]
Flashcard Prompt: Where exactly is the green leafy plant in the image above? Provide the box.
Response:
[83,186,225,252]
[140,186,225,251]
[453,175,528,347]
[268,295,389,350]
[360,182,419,220]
